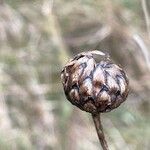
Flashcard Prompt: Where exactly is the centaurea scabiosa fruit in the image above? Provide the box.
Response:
[61,50,129,150]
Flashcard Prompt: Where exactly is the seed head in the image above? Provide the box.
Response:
[61,51,129,113]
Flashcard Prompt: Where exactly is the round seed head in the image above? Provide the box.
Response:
[61,50,129,113]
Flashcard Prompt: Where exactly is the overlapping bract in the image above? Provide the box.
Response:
[61,51,129,113]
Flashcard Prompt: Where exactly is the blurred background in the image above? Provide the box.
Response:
[0,0,150,150]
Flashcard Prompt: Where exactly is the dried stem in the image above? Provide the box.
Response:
[92,113,109,150]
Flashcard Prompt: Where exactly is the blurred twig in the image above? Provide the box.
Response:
[133,34,150,71]
[141,0,150,40]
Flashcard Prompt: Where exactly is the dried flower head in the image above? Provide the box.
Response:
[61,50,129,114]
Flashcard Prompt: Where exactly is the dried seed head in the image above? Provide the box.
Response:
[61,50,129,113]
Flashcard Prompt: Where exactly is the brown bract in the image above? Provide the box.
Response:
[61,50,129,113]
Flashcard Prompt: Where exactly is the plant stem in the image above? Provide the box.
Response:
[92,113,109,150]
